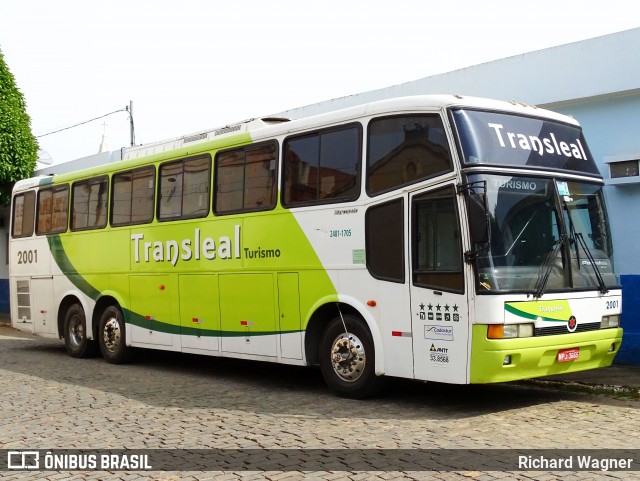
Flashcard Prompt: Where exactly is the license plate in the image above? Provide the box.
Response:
[557,348,579,362]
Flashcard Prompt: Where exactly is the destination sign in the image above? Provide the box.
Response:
[451,109,601,175]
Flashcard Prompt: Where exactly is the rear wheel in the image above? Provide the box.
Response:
[319,314,383,399]
[98,305,133,364]
[63,303,98,358]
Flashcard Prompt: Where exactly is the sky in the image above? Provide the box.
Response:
[1,0,639,166]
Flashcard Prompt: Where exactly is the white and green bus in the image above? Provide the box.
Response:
[9,95,623,398]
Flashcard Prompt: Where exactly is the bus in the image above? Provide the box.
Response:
[9,95,622,398]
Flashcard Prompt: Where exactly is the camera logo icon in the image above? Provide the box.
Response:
[7,451,40,470]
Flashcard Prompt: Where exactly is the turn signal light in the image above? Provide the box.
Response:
[601,315,620,329]
[487,325,504,339]
[487,324,534,339]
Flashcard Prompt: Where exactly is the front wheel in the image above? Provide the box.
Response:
[319,314,383,399]
[63,303,98,358]
[98,305,133,364]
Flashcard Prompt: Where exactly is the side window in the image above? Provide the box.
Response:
[11,191,36,238]
[283,124,361,206]
[71,176,108,231]
[112,166,155,226]
[36,185,69,235]
[367,114,452,196]
[412,186,463,292]
[366,198,405,282]
[159,155,211,220]
[215,141,277,214]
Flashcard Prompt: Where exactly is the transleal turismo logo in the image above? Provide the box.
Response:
[130,225,283,267]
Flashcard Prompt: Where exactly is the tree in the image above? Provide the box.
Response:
[0,49,38,206]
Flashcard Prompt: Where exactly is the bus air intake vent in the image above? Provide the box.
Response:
[182,133,207,144]
[16,280,31,322]
[214,125,242,136]
[534,321,600,336]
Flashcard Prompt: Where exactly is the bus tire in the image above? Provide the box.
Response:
[98,305,133,364]
[63,303,98,358]
[319,314,383,399]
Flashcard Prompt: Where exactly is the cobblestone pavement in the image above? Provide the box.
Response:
[1,325,639,480]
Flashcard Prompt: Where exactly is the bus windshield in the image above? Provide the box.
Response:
[466,174,619,294]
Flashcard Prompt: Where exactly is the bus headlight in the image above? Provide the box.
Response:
[601,315,620,329]
[487,324,534,339]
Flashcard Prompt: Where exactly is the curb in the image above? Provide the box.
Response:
[517,378,640,399]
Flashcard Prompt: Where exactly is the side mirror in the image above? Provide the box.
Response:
[468,193,489,244]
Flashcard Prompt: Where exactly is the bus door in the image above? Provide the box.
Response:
[30,275,56,336]
[364,197,414,379]
[10,230,56,336]
[409,184,469,383]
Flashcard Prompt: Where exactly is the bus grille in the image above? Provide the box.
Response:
[16,280,31,321]
[534,321,601,336]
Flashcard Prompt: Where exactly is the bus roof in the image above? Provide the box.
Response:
[14,95,579,193]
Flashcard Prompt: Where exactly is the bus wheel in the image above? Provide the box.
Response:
[98,305,133,364]
[320,315,382,399]
[63,303,98,358]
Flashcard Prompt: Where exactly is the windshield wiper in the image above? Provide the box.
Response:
[562,199,609,295]
[574,232,609,294]
[505,210,537,256]
[534,235,565,298]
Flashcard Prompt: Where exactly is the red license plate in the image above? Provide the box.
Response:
[557,348,580,362]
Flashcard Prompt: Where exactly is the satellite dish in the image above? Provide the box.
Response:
[37,149,53,165]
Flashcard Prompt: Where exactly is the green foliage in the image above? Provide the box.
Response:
[0,49,38,206]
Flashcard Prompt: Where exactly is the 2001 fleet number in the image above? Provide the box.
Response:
[605,300,619,310]
[17,249,38,264]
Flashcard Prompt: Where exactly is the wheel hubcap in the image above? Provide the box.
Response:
[103,317,121,353]
[330,332,366,382]
[68,315,84,347]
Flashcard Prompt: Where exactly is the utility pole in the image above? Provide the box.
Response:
[129,100,135,146]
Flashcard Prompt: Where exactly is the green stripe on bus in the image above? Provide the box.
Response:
[124,309,302,337]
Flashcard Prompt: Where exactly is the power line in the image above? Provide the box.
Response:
[36,107,130,138]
